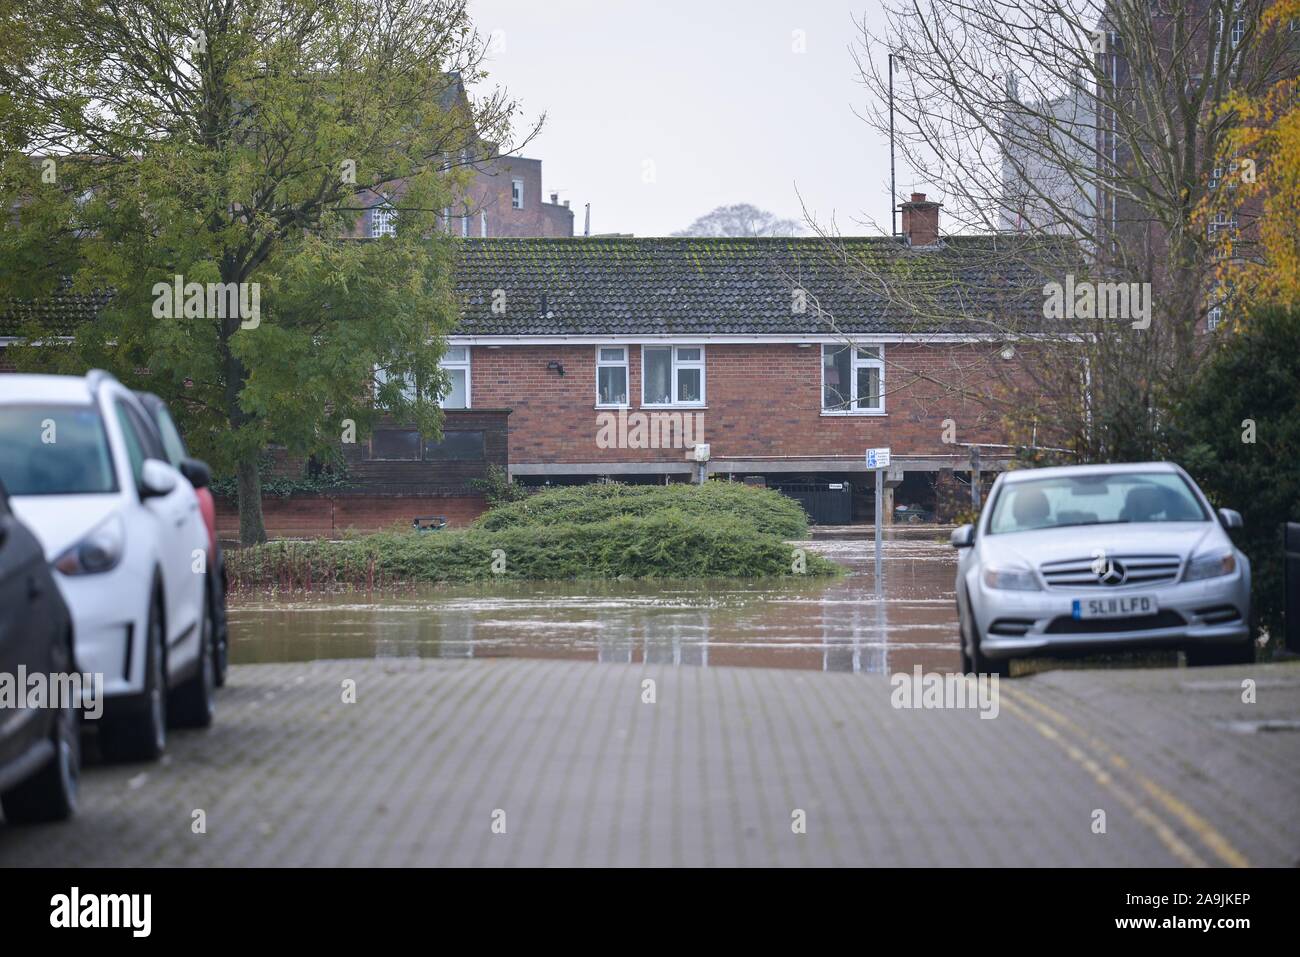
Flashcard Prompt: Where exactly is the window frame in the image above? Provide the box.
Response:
[640,345,706,408]
[511,178,524,210]
[821,344,886,415]
[374,348,472,409]
[1208,208,1239,241]
[595,346,630,408]
[370,203,397,238]
[440,346,472,409]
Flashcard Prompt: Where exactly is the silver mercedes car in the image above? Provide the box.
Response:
[951,462,1253,674]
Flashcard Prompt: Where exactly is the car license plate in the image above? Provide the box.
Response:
[1072,595,1158,620]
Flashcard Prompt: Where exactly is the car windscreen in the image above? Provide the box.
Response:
[987,472,1208,534]
[0,405,119,495]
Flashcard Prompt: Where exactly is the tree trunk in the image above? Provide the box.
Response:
[236,453,267,546]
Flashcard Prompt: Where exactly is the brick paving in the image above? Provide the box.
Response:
[2,658,1297,866]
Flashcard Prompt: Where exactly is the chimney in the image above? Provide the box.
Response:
[550,191,559,204]
[584,203,591,237]
[899,192,942,247]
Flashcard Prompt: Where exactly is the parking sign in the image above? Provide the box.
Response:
[866,447,891,469]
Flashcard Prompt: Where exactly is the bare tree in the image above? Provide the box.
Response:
[836,0,1297,460]
[673,203,803,237]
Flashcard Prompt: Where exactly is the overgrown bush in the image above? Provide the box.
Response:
[226,508,839,590]
[1171,305,1300,647]
[467,465,529,506]
[475,481,810,540]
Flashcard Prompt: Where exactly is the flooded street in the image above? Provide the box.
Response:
[227,528,962,673]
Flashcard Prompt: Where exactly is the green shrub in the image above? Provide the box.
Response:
[226,508,838,590]
[1171,305,1300,646]
[475,481,810,540]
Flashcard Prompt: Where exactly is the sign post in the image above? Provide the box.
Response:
[866,448,891,596]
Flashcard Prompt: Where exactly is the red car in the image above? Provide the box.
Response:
[134,392,229,686]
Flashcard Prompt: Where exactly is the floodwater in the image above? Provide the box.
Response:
[227,528,961,673]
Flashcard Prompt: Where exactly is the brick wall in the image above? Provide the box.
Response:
[468,342,1020,466]
[466,157,574,238]
[215,493,488,541]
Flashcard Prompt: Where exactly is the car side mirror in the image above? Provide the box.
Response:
[179,457,211,490]
[950,524,975,548]
[1218,508,1243,529]
[140,459,180,498]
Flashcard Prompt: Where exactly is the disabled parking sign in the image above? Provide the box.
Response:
[866,447,891,469]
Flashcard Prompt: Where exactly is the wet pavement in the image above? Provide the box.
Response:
[3,657,1297,866]
[228,528,962,673]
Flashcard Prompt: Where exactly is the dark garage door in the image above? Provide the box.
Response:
[770,482,854,526]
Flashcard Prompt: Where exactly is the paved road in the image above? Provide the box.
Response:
[2,658,1298,866]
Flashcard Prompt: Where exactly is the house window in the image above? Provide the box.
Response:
[1206,305,1223,331]
[371,428,422,460]
[424,430,485,462]
[461,213,469,238]
[369,429,485,462]
[1208,165,1223,189]
[511,179,524,209]
[441,346,470,409]
[370,204,397,238]
[596,347,628,406]
[374,366,418,402]
[1230,17,1245,48]
[1208,209,1238,241]
[480,211,488,237]
[642,346,705,407]
[822,345,884,414]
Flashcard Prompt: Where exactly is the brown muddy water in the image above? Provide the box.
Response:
[227,528,961,673]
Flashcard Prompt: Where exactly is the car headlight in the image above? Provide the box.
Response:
[54,513,125,575]
[983,565,1041,591]
[1183,549,1236,582]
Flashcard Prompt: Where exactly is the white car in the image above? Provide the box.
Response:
[0,370,214,760]
[952,462,1253,675]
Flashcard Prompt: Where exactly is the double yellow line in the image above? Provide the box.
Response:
[999,684,1250,868]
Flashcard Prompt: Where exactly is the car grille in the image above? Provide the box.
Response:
[1045,610,1185,634]
[1039,554,1182,589]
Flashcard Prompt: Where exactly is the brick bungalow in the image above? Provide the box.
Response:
[2,196,1053,533]
[443,195,1049,524]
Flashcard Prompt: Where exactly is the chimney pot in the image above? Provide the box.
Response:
[550,191,558,204]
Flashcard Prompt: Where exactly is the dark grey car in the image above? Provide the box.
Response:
[0,478,80,824]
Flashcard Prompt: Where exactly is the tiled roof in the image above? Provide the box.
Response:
[2,236,1065,340]
[0,287,112,338]
[454,236,1062,337]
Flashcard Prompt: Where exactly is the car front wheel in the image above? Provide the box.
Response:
[965,589,1010,677]
[0,633,81,823]
[101,589,167,762]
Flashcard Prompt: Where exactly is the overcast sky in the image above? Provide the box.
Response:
[469,1,904,237]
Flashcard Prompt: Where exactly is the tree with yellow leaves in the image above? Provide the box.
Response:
[1213,0,1300,314]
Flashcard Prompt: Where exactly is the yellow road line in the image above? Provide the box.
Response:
[996,694,1207,867]
[1004,684,1250,868]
